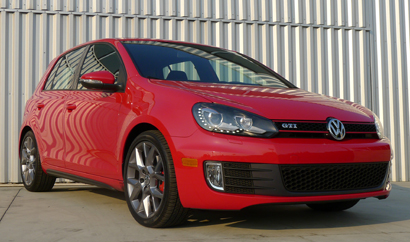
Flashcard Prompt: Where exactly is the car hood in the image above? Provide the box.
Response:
[150,80,375,122]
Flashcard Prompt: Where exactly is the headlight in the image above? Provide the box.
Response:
[373,112,385,139]
[192,103,278,137]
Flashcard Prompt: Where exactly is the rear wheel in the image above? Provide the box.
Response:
[306,199,360,212]
[124,130,189,227]
[20,131,55,192]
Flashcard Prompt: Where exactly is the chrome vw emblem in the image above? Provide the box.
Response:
[327,118,346,140]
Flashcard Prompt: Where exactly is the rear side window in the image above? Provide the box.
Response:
[44,47,86,90]
[77,44,122,89]
[44,58,62,90]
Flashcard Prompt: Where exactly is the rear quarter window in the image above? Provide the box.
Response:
[44,46,86,90]
[44,58,62,90]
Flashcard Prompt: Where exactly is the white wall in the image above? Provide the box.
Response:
[0,0,409,182]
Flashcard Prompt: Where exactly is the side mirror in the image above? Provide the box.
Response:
[79,71,120,91]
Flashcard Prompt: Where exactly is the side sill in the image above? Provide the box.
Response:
[46,169,117,191]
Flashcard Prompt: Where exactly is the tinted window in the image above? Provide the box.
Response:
[209,59,286,87]
[122,41,293,88]
[48,47,86,90]
[77,44,122,89]
[44,58,62,90]
[162,61,200,81]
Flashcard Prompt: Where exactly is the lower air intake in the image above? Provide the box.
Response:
[280,162,388,192]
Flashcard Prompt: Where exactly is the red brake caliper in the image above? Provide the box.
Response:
[159,171,164,192]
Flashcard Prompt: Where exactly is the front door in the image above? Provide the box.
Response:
[63,44,126,180]
[64,91,122,179]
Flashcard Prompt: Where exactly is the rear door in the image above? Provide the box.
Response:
[63,44,126,180]
[36,47,86,168]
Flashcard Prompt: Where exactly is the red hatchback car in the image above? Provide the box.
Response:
[19,39,392,227]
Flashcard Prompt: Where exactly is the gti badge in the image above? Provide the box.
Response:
[327,118,346,140]
[282,123,297,129]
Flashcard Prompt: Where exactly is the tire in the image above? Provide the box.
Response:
[124,130,189,228]
[306,199,360,212]
[20,131,56,192]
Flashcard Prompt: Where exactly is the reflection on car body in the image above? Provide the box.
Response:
[19,39,392,228]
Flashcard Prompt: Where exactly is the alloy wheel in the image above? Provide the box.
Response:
[21,136,37,186]
[126,141,165,218]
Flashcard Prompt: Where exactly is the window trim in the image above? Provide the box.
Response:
[43,57,63,91]
[71,45,91,90]
[42,42,127,92]
[42,45,88,92]
[73,42,127,92]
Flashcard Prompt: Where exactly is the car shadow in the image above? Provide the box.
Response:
[50,185,126,201]
[181,183,410,230]
[89,187,126,201]
[48,183,410,230]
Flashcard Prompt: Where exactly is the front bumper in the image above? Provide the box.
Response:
[169,130,391,210]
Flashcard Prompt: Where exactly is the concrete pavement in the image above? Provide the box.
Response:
[0,182,409,242]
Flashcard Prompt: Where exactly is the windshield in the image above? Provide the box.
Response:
[122,41,294,88]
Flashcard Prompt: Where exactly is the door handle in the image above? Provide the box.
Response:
[66,104,77,112]
[37,103,45,110]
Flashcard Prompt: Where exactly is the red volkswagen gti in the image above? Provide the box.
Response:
[19,39,392,227]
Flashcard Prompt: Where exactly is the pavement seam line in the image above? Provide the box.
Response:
[0,188,22,223]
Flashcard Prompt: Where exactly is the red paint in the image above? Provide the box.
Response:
[80,71,115,85]
[20,39,391,210]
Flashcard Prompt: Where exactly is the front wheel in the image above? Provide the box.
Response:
[306,199,360,212]
[124,130,189,227]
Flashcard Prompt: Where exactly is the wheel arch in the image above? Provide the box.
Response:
[19,126,33,159]
[122,123,159,176]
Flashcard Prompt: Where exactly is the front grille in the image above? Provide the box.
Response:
[276,133,378,139]
[344,123,376,132]
[275,121,377,139]
[276,122,376,133]
[276,122,327,132]
[280,162,388,192]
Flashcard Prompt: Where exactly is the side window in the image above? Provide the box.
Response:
[162,61,200,81]
[77,44,122,89]
[44,58,62,90]
[46,47,86,90]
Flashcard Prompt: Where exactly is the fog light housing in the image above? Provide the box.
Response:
[390,146,394,160]
[385,161,392,191]
[205,162,224,191]
[386,181,392,191]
